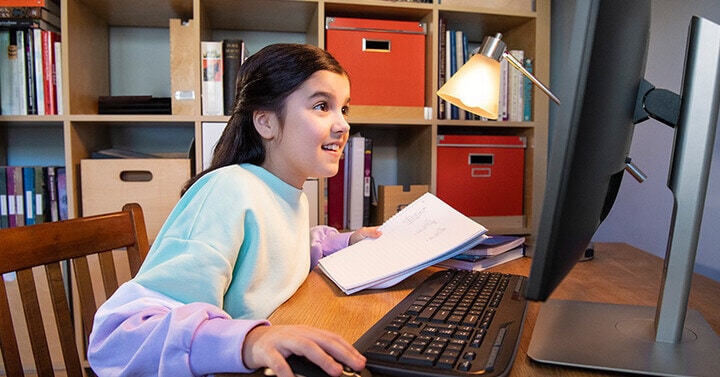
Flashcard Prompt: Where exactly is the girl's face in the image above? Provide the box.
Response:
[257,70,351,188]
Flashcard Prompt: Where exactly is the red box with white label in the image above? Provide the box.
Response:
[436,135,526,217]
[325,17,426,107]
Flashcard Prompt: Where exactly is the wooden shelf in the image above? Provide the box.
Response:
[0,0,550,239]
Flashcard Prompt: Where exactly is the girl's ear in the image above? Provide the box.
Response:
[253,110,278,140]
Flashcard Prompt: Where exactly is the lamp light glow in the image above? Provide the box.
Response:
[437,33,560,120]
[437,53,501,119]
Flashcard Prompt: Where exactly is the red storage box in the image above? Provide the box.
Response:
[436,135,526,217]
[325,17,426,107]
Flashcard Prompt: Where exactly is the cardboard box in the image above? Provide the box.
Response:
[81,159,190,242]
[436,135,526,217]
[326,17,426,107]
[374,185,429,225]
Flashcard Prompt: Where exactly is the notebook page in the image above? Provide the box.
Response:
[318,193,487,294]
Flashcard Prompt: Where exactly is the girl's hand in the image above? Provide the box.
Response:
[349,226,382,245]
[242,324,366,377]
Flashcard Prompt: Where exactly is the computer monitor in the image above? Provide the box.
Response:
[525,0,720,375]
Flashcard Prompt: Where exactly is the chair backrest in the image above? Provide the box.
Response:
[0,203,149,377]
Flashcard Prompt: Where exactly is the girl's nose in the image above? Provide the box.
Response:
[333,113,350,134]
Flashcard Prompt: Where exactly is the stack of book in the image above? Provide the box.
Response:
[0,0,62,115]
[437,18,533,122]
[435,234,526,271]
[200,39,250,116]
[326,133,376,230]
[1,165,67,229]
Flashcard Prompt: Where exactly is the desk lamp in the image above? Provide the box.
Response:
[437,33,560,119]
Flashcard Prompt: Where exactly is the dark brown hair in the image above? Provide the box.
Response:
[182,43,347,194]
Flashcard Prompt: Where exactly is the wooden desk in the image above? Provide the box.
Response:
[246,243,720,376]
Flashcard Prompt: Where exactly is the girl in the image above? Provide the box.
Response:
[88,43,380,377]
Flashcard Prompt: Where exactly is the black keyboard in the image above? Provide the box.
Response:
[354,269,528,377]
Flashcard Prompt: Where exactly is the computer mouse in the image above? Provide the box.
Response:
[265,354,373,377]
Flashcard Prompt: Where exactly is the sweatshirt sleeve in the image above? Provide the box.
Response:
[88,281,269,377]
[309,225,352,269]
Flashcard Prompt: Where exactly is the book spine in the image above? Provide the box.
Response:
[11,166,25,227]
[362,137,373,227]
[201,41,223,116]
[0,30,28,115]
[523,57,533,122]
[437,17,446,120]
[23,167,35,225]
[24,29,37,115]
[53,39,62,114]
[346,136,365,230]
[43,166,59,222]
[41,30,59,115]
[448,29,458,120]
[454,30,466,121]
[32,28,44,114]
[222,39,241,116]
[0,167,8,228]
[444,29,452,119]
[509,50,524,122]
[499,58,508,121]
[0,18,58,32]
[56,166,67,220]
[326,151,345,229]
[33,166,44,224]
[0,7,59,27]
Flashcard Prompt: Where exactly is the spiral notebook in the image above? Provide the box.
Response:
[318,192,488,294]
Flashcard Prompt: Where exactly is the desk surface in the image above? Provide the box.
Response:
[244,243,720,376]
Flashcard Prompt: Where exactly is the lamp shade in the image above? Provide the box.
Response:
[437,53,501,119]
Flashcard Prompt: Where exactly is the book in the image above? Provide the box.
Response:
[32,28,44,115]
[362,137,373,227]
[460,234,526,257]
[435,245,525,271]
[201,41,223,116]
[523,57,533,121]
[222,39,248,116]
[56,166,67,220]
[0,30,28,115]
[0,168,8,228]
[41,29,60,115]
[6,166,24,227]
[437,17,446,120]
[43,166,59,222]
[200,122,226,169]
[508,50,524,122]
[53,39,62,114]
[23,29,37,115]
[318,192,488,294]
[0,6,60,28]
[345,134,365,230]
[326,150,345,229]
[22,166,36,225]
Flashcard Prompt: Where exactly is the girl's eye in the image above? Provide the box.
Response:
[342,106,350,116]
[314,103,328,111]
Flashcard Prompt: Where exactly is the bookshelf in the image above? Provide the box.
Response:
[1,0,549,241]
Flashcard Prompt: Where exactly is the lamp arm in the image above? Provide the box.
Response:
[503,51,561,105]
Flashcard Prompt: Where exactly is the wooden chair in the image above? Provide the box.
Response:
[0,203,150,377]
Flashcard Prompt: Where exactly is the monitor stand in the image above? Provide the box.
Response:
[528,300,720,376]
[529,15,720,377]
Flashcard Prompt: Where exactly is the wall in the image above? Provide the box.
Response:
[593,0,720,282]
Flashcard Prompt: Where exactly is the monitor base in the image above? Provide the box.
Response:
[528,299,720,377]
